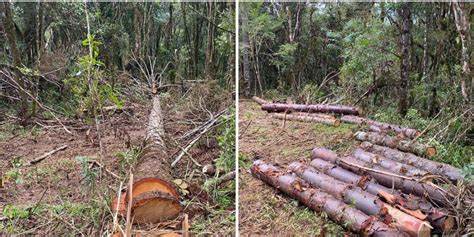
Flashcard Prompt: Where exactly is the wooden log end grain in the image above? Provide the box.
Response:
[425,147,437,158]
[131,190,181,224]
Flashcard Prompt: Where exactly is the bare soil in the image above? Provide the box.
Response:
[0,93,234,235]
[238,99,359,235]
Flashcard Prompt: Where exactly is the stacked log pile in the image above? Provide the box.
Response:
[252,144,465,235]
[249,96,470,235]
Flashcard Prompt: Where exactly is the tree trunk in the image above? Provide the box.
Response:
[205,2,217,80]
[360,142,463,183]
[311,148,450,206]
[136,94,169,180]
[452,1,472,102]
[271,113,340,127]
[310,158,454,233]
[1,2,28,121]
[398,2,411,117]
[352,148,428,177]
[251,160,401,237]
[292,112,336,120]
[289,162,431,237]
[240,4,252,97]
[341,115,419,139]
[262,103,360,115]
[354,131,436,158]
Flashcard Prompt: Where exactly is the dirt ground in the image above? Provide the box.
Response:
[0,94,234,235]
[238,99,360,235]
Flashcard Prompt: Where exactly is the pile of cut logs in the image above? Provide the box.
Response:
[251,96,469,236]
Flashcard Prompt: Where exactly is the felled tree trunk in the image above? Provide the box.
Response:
[128,94,181,224]
[271,113,340,127]
[310,158,454,233]
[251,160,402,237]
[352,148,428,177]
[354,131,436,158]
[311,148,449,206]
[341,115,419,139]
[292,112,337,120]
[251,96,268,105]
[360,142,463,183]
[262,103,360,115]
[289,162,431,237]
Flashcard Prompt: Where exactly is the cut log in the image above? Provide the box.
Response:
[251,96,268,105]
[292,112,337,120]
[360,142,463,183]
[352,148,429,177]
[309,158,454,233]
[131,190,181,224]
[354,131,436,158]
[271,113,341,127]
[289,162,431,237]
[251,160,403,236]
[311,148,449,206]
[341,115,419,139]
[262,103,360,115]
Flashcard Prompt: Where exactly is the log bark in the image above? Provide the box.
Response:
[352,148,428,177]
[360,142,463,184]
[251,160,403,237]
[354,131,436,158]
[310,158,454,233]
[311,148,449,206]
[292,112,337,120]
[341,115,419,139]
[271,113,340,127]
[262,103,360,115]
[251,96,268,105]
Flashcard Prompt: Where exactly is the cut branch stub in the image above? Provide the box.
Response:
[354,131,436,158]
[251,160,402,237]
[262,103,360,115]
[289,162,431,237]
[271,113,340,127]
[360,142,463,184]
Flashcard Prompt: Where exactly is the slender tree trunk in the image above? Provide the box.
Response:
[240,5,251,96]
[1,2,28,122]
[205,2,217,80]
[398,2,411,117]
[452,1,472,102]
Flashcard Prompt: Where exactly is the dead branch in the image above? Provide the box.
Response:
[29,145,68,165]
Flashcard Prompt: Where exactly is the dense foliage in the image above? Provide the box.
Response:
[240,3,473,154]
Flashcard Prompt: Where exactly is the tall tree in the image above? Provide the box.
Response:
[398,2,412,117]
[1,2,28,121]
[452,1,472,102]
[240,4,251,96]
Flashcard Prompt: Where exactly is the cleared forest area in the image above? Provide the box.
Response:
[239,2,472,236]
[0,2,235,235]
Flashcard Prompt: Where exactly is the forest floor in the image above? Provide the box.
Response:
[0,88,235,235]
[239,98,362,235]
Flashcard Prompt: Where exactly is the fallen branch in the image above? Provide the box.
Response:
[29,145,68,165]
[171,109,227,167]
[251,96,268,105]
[262,102,360,115]
[342,115,419,139]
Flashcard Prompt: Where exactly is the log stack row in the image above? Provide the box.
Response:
[251,143,463,236]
